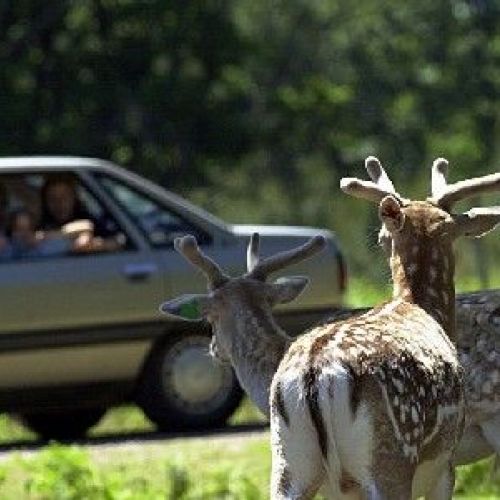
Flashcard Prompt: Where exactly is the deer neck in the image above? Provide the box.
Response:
[228,307,291,417]
[390,240,456,341]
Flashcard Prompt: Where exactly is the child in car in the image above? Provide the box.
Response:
[5,209,72,259]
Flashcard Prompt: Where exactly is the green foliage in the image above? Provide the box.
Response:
[22,445,112,499]
[455,458,500,498]
[0,437,498,498]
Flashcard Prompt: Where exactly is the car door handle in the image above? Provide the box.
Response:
[123,263,158,281]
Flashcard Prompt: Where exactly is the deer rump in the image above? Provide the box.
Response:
[271,301,464,498]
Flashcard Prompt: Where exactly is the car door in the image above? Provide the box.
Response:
[93,171,240,299]
[0,170,163,335]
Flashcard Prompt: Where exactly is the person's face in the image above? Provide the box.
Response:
[46,182,76,223]
[12,214,35,245]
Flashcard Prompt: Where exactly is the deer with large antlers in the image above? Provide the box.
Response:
[368,160,500,471]
[161,159,500,499]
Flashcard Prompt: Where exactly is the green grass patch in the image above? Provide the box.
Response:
[0,436,498,499]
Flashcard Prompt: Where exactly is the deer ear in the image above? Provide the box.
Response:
[159,294,209,321]
[270,276,309,304]
[379,195,405,232]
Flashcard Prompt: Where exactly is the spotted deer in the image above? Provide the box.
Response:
[160,233,327,417]
[369,157,500,470]
[324,289,500,471]
[162,158,500,498]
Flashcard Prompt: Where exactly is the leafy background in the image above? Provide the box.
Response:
[1,0,500,288]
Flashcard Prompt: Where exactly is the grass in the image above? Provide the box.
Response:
[0,400,499,498]
[0,434,498,499]
[0,434,270,499]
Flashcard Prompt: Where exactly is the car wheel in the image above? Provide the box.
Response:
[137,331,243,431]
[20,407,106,440]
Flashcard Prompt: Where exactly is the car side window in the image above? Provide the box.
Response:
[0,173,130,263]
[97,175,210,247]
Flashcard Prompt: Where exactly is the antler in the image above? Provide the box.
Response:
[175,233,326,286]
[429,157,500,208]
[247,232,260,273]
[174,236,229,289]
[456,207,500,237]
[247,233,326,280]
[365,156,397,193]
[433,170,500,209]
[431,158,449,199]
[340,156,401,203]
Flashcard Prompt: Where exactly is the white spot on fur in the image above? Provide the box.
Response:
[411,406,419,424]
[393,378,404,393]
[401,406,407,423]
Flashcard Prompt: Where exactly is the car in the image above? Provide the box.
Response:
[0,156,346,439]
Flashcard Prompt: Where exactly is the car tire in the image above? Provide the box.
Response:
[20,407,106,440]
[137,331,243,431]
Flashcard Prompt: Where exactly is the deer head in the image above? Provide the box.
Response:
[343,156,500,241]
[160,234,326,363]
[371,158,500,253]
[341,157,500,335]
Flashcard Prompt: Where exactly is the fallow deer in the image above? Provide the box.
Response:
[160,158,500,498]
[324,288,500,470]
[160,233,327,417]
[368,157,500,470]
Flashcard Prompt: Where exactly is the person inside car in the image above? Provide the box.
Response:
[39,175,123,253]
[5,209,72,259]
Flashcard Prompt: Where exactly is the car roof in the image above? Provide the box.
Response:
[0,156,233,238]
[0,156,115,171]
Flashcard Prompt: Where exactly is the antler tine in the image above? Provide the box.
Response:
[431,158,449,199]
[340,157,400,203]
[436,171,500,209]
[247,232,260,272]
[458,206,500,236]
[340,178,387,203]
[174,235,228,288]
[249,235,326,279]
[365,156,396,193]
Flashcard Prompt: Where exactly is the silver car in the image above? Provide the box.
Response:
[0,157,346,439]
